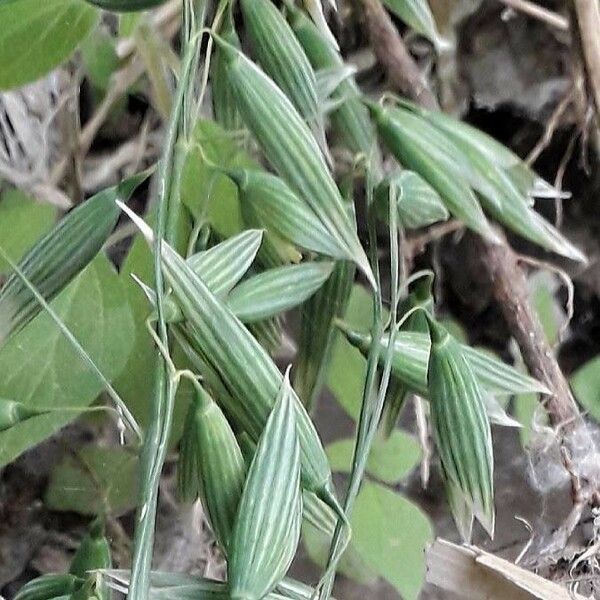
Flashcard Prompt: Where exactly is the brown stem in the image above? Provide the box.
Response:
[361,0,581,429]
[360,0,437,109]
[572,0,600,128]
[471,233,580,427]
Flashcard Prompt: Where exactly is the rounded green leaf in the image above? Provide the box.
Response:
[0,0,99,90]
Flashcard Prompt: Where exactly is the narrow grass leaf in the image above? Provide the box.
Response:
[215,37,375,287]
[227,168,349,259]
[228,371,302,600]
[0,170,149,345]
[227,262,334,323]
[367,102,499,243]
[426,317,494,538]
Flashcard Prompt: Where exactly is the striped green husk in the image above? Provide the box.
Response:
[426,318,494,537]
[294,260,355,410]
[178,384,246,552]
[241,0,321,130]
[14,574,82,600]
[186,229,263,297]
[287,3,382,174]
[227,262,334,323]
[375,170,449,230]
[0,171,148,345]
[212,9,244,131]
[367,103,499,243]
[240,199,302,268]
[228,168,348,259]
[215,37,374,287]
[147,228,334,499]
[341,327,549,397]
[249,317,283,353]
[228,373,302,600]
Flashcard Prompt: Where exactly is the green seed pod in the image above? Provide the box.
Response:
[366,102,499,244]
[0,398,43,432]
[0,171,149,345]
[179,383,247,552]
[286,3,382,174]
[235,429,336,538]
[82,0,166,11]
[69,518,112,581]
[340,326,548,398]
[227,262,334,323]
[213,37,374,288]
[14,574,82,600]
[227,168,349,260]
[240,0,325,141]
[212,8,244,131]
[426,317,495,538]
[374,170,449,230]
[294,260,355,410]
[228,372,302,600]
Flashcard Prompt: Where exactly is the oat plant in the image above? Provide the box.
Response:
[0,0,587,599]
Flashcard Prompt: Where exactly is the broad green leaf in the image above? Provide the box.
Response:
[571,355,600,422]
[227,262,334,323]
[0,256,134,467]
[180,120,256,237]
[327,285,374,420]
[351,481,433,600]
[44,446,138,516]
[0,189,56,273]
[381,0,444,47]
[228,374,302,600]
[81,27,119,91]
[326,430,421,484]
[0,0,99,90]
[302,522,378,587]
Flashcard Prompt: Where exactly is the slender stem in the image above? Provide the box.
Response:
[0,245,142,442]
[498,0,568,31]
[126,13,203,600]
